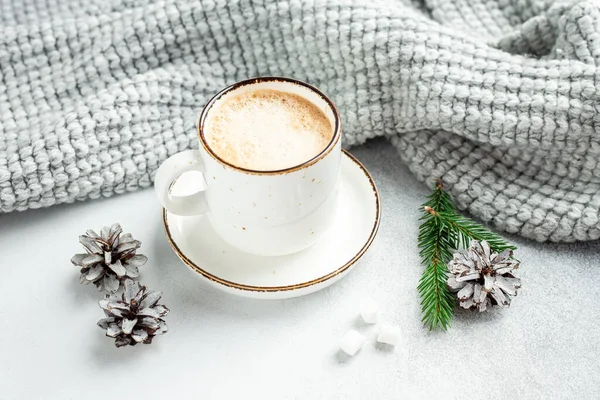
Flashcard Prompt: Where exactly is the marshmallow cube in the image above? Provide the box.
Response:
[377,325,401,346]
[339,330,365,356]
[360,298,379,324]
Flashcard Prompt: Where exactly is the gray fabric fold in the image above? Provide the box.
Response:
[1,0,599,242]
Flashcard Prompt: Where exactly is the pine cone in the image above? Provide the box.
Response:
[71,223,147,293]
[447,240,521,312]
[98,279,169,347]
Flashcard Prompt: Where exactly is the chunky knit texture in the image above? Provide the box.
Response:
[1,0,600,242]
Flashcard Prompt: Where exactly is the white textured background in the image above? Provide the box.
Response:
[1,139,599,399]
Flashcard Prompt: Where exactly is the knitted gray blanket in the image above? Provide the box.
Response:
[1,0,599,242]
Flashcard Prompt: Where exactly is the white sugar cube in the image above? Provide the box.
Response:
[338,330,365,356]
[377,325,401,346]
[360,298,379,324]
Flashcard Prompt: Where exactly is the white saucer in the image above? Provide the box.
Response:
[162,150,380,299]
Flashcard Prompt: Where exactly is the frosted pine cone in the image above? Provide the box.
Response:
[98,279,169,347]
[71,223,147,293]
[447,240,521,312]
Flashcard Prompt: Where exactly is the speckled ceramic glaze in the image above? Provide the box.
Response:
[162,150,380,299]
[154,77,342,256]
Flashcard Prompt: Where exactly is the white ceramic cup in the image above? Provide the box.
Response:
[154,77,342,256]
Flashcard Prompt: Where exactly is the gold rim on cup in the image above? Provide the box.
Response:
[197,76,342,176]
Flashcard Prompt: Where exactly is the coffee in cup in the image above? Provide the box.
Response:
[203,89,333,171]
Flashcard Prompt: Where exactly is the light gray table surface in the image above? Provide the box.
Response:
[1,139,599,400]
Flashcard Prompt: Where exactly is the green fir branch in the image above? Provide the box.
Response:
[417,183,457,330]
[417,181,516,330]
[434,212,516,253]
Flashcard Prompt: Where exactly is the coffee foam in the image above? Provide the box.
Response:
[203,89,333,171]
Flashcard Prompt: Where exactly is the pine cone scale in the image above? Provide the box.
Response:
[97,317,115,329]
[117,241,139,254]
[127,255,148,267]
[140,291,162,308]
[123,279,138,303]
[115,336,131,347]
[85,264,104,281]
[473,284,483,302]
[495,264,518,274]
[495,275,520,295]
[131,329,148,343]
[85,229,99,238]
[483,274,494,291]
[456,272,479,282]
[138,308,161,318]
[82,253,102,266]
[447,276,466,291]
[119,233,134,243]
[106,324,122,337]
[80,236,102,253]
[108,260,127,277]
[138,317,160,329]
[125,265,140,278]
[490,288,509,307]
[104,274,120,293]
[492,249,511,263]
[71,253,87,264]
[122,318,138,334]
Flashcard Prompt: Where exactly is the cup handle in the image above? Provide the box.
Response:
[154,149,209,216]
